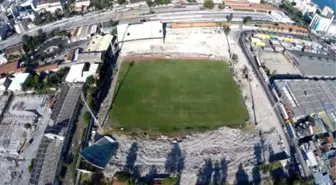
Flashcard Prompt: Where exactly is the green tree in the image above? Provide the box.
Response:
[117,0,126,5]
[223,26,230,35]
[91,0,112,10]
[85,75,95,86]
[226,13,233,22]
[218,3,225,9]
[146,0,154,7]
[82,111,91,126]
[203,0,214,9]
[243,16,252,25]
[111,28,117,35]
[232,53,238,61]
[24,123,32,129]
[28,159,35,172]
[162,177,178,185]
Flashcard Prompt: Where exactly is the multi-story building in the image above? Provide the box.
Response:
[309,6,334,33]
[327,20,336,35]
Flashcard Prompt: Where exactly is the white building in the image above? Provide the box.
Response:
[65,63,99,83]
[321,6,334,18]
[8,73,30,92]
[270,11,294,24]
[69,25,98,42]
[327,20,336,35]
[309,14,334,32]
[84,34,113,52]
[293,2,318,14]
[117,21,163,42]
[73,0,90,11]
[36,0,62,13]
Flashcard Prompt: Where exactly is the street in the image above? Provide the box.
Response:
[238,30,310,177]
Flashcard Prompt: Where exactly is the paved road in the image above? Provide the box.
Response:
[238,30,310,177]
[0,6,276,50]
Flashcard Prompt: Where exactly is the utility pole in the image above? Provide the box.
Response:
[257,99,282,124]
[80,92,101,128]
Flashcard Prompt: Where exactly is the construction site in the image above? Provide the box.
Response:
[0,92,51,185]
[101,22,289,184]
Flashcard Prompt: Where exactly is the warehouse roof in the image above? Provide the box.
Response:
[274,79,336,122]
[288,50,336,77]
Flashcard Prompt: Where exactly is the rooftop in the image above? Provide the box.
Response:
[274,79,336,123]
[65,63,99,83]
[45,84,82,137]
[30,85,81,185]
[84,34,113,52]
[76,52,102,63]
[80,136,117,169]
[8,73,30,92]
[288,50,336,77]
[258,51,301,75]
[29,136,62,185]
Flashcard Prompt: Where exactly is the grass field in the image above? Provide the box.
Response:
[110,59,248,134]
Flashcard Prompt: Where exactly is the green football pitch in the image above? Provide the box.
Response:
[110,59,248,134]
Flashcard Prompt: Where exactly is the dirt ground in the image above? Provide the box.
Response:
[102,28,286,185]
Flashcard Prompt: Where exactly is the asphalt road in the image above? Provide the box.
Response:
[238,30,310,177]
[0,6,276,50]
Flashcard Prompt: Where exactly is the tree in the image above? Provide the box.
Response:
[28,159,35,172]
[218,3,225,9]
[162,177,178,185]
[203,0,214,9]
[117,0,126,4]
[82,111,91,126]
[289,27,293,32]
[226,13,233,22]
[85,75,95,86]
[223,26,230,35]
[111,28,117,35]
[242,16,252,25]
[231,53,238,61]
[24,123,32,129]
[146,0,154,7]
[91,0,112,10]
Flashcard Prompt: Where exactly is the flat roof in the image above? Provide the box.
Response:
[288,50,336,77]
[8,73,29,91]
[65,63,99,83]
[76,52,102,63]
[259,51,301,75]
[85,34,113,52]
[274,79,336,122]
